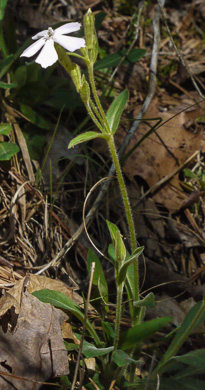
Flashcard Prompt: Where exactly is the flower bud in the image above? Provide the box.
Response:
[80,76,90,105]
[70,63,82,92]
[83,8,98,63]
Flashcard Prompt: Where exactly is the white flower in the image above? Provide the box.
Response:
[20,23,85,68]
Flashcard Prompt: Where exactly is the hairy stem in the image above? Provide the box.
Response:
[88,62,110,134]
[114,284,124,350]
[108,136,139,305]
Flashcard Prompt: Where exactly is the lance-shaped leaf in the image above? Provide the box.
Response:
[68,131,108,148]
[33,289,101,347]
[152,296,205,377]
[117,246,144,285]
[106,220,126,264]
[119,317,172,350]
[106,89,129,134]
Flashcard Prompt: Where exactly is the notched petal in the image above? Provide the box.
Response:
[20,38,45,58]
[54,35,85,52]
[54,22,81,35]
[35,40,58,68]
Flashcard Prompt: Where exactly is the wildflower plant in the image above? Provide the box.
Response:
[19,8,205,389]
[20,8,144,339]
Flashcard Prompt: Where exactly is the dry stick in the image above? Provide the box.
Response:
[119,0,165,156]
[157,0,205,100]
[71,262,95,390]
[135,150,199,207]
[108,0,145,84]
[35,180,109,275]
[35,1,165,275]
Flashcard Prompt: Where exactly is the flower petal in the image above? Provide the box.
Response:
[20,38,45,58]
[35,40,58,68]
[54,35,85,52]
[32,30,48,40]
[54,22,81,35]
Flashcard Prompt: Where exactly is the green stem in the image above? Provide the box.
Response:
[86,101,107,134]
[108,136,139,305]
[90,99,108,132]
[87,60,140,324]
[88,62,110,134]
[114,284,124,350]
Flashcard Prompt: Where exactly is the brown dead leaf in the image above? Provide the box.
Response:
[0,291,69,389]
[27,274,73,298]
[115,97,205,211]
[0,277,25,318]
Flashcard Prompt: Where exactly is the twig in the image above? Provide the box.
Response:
[118,0,165,156]
[108,1,145,84]
[157,0,205,100]
[71,262,95,390]
[135,150,199,207]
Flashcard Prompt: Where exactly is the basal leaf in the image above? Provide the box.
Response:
[82,340,113,358]
[0,142,19,160]
[153,297,205,377]
[119,317,172,350]
[33,289,101,347]
[0,123,12,136]
[112,350,140,367]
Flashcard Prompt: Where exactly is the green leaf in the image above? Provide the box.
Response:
[0,81,17,89]
[158,350,205,380]
[0,54,14,76]
[0,123,12,136]
[111,350,140,367]
[0,0,9,20]
[64,341,78,352]
[33,289,101,347]
[119,317,172,350]
[183,168,198,180]
[87,248,109,304]
[106,90,129,134]
[173,349,205,368]
[82,340,113,358]
[95,12,106,30]
[134,292,155,308]
[68,131,107,148]
[94,48,146,70]
[106,220,126,264]
[20,104,52,130]
[117,246,144,285]
[0,142,19,160]
[153,297,205,377]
